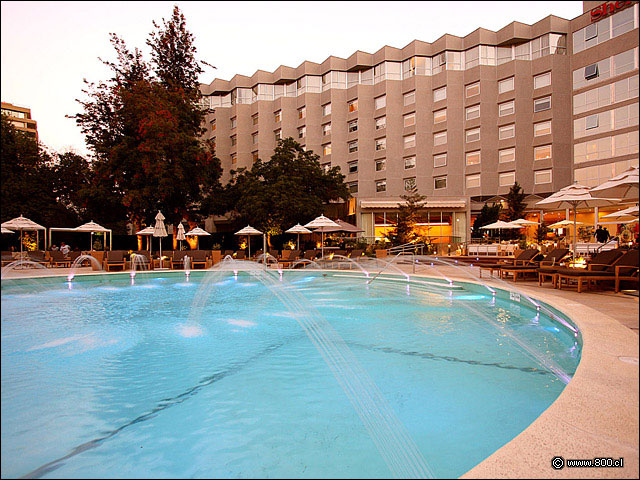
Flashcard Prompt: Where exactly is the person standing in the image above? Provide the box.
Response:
[60,242,70,256]
[595,226,607,243]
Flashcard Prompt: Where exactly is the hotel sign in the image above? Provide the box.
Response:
[590,1,635,21]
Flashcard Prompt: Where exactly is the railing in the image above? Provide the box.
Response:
[595,236,619,254]
[388,243,425,255]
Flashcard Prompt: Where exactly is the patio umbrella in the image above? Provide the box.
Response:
[234,225,263,259]
[603,205,639,219]
[74,220,109,251]
[509,218,539,226]
[285,223,312,250]
[1,215,46,257]
[2,227,14,234]
[590,166,639,200]
[304,215,341,259]
[314,219,364,234]
[537,183,619,260]
[547,220,585,229]
[136,226,155,253]
[480,220,521,240]
[153,211,168,265]
[185,226,211,250]
[176,223,186,250]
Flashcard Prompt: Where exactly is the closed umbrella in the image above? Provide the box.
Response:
[153,211,168,268]
[185,226,211,250]
[1,215,46,257]
[537,183,618,260]
[74,220,109,251]
[304,215,341,259]
[235,225,263,259]
[285,224,312,250]
[176,223,186,250]
[590,166,638,200]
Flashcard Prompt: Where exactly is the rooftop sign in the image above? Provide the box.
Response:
[591,1,635,22]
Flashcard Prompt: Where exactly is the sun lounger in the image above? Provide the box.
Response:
[556,249,638,293]
[49,250,71,267]
[104,251,126,271]
[478,248,539,278]
[188,250,209,269]
[279,249,300,268]
[538,248,623,287]
[170,251,188,269]
[499,248,567,282]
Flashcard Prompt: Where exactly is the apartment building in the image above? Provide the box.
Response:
[1,102,38,140]
[200,1,638,245]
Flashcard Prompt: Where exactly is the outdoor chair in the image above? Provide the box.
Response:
[223,250,234,259]
[235,251,246,260]
[171,250,188,269]
[104,251,126,271]
[188,250,209,269]
[499,248,568,282]
[349,249,365,259]
[375,249,388,259]
[302,250,318,261]
[268,249,281,260]
[49,250,71,268]
[478,248,539,278]
[1,251,15,267]
[131,251,153,270]
[538,248,624,287]
[27,250,49,266]
[279,249,300,268]
[556,249,638,293]
[210,250,222,265]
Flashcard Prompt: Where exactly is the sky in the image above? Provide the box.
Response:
[1,1,584,157]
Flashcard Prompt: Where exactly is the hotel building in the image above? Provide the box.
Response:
[200,2,639,248]
[1,102,38,140]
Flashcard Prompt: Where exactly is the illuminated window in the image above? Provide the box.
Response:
[535,169,552,184]
[404,112,416,127]
[433,153,447,167]
[433,86,446,102]
[252,151,259,162]
[348,99,358,113]
[499,171,516,187]
[498,77,514,94]
[298,126,306,139]
[534,145,552,160]
[375,116,386,130]
[434,176,447,190]
[404,91,416,106]
[499,124,515,139]
[211,119,216,131]
[404,156,416,169]
[466,82,480,97]
[274,129,281,141]
[499,148,515,163]
[231,153,237,165]
[374,95,386,110]
[534,72,551,89]
[323,144,332,156]
[465,105,480,120]
[466,151,481,165]
[274,110,281,122]
[434,109,447,123]
[298,106,306,119]
[534,121,552,136]
[322,123,331,136]
[498,100,515,116]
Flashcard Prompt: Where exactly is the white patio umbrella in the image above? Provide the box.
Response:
[509,218,539,226]
[234,225,263,259]
[547,219,585,229]
[285,223,312,250]
[304,215,341,259]
[603,205,639,219]
[480,220,522,241]
[136,226,155,253]
[1,215,46,257]
[74,220,109,251]
[153,211,168,266]
[176,223,186,250]
[537,183,619,260]
[2,227,14,234]
[185,226,211,250]
[590,166,639,200]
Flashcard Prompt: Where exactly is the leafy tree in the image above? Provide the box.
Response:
[535,223,550,244]
[503,181,526,221]
[226,137,350,237]
[384,188,427,246]
[471,203,502,238]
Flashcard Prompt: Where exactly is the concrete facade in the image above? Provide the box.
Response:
[1,101,38,140]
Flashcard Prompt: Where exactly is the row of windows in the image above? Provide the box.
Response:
[574,158,639,187]
[574,131,640,164]
[574,103,639,139]
[573,74,639,115]
[573,4,638,54]
[572,47,638,90]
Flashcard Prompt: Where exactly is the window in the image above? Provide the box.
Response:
[434,176,447,190]
[466,174,481,188]
[252,151,259,162]
[348,99,358,113]
[498,100,515,116]
[405,134,417,148]
[433,132,446,146]
[499,172,516,187]
[433,153,447,167]
[404,177,417,191]
[348,140,358,153]
[585,114,599,130]
[322,123,331,136]
[466,150,481,166]
[348,182,358,194]
[251,114,258,126]
[348,120,358,133]
[375,95,386,110]
[534,72,551,89]
[376,138,386,151]
[466,82,480,97]
[585,23,597,41]
[404,156,416,169]
[534,145,552,161]
[465,104,480,120]
[434,109,447,123]
[433,86,446,102]
[534,96,551,112]
[376,180,387,192]
[211,136,216,150]
[322,103,331,116]
[348,161,358,173]
[584,63,598,80]
[404,112,416,127]
[231,153,237,165]
[535,169,552,184]
[498,77,514,94]
[230,117,237,129]
[375,116,386,130]
[298,126,306,139]
[499,124,515,139]
[466,128,480,143]
[298,106,306,119]
[404,91,416,106]
[375,159,386,171]
[499,148,515,163]
[231,135,237,146]
[252,132,258,144]
[321,163,331,173]
[534,121,552,136]
[211,119,216,131]
[323,144,332,156]
[274,110,281,122]
[274,129,281,141]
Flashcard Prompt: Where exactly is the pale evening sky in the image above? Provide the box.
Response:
[1,1,583,157]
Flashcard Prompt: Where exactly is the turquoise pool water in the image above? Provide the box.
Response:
[1,270,581,478]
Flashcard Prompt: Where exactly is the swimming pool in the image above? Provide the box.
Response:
[1,268,581,478]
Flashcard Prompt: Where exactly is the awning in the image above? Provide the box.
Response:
[359,199,466,209]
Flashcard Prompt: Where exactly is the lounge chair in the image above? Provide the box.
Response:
[235,251,246,260]
[171,250,188,269]
[499,248,568,282]
[27,250,49,266]
[375,249,388,259]
[349,249,365,259]
[478,248,539,278]
[303,250,318,261]
[280,249,300,268]
[104,251,126,271]
[49,250,71,267]
[268,249,281,261]
[210,250,222,265]
[332,249,347,258]
[1,251,14,267]
[538,248,623,287]
[188,250,209,269]
[223,250,234,259]
[556,249,638,293]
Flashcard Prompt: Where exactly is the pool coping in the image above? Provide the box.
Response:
[1,268,638,478]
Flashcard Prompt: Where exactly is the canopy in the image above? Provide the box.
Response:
[304,215,341,259]
[186,226,210,250]
[1,215,47,255]
[590,166,639,200]
[509,218,539,226]
[285,223,312,250]
[547,220,585,229]
[235,225,263,258]
[1,227,14,234]
[74,220,110,251]
[602,205,639,219]
[314,219,364,233]
[136,226,155,235]
[480,220,521,229]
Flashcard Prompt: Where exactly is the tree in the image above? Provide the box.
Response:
[72,6,223,230]
[385,188,427,246]
[471,203,502,238]
[503,181,526,221]
[226,137,350,237]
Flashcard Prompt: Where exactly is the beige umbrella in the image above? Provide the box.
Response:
[2,227,14,234]
[136,226,155,253]
[74,220,109,251]
[176,223,186,250]
[304,215,341,259]
[480,220,522,241]
[537,183,619,260]
[235,225,263,258]
[153,211,168,265]
[186,226,211,250]
[285,223,312,250]
[1,215,46,257]
[590,166,638,200]
[547,220,585,229]
[603,205,639,219]
[509,218,539,226]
